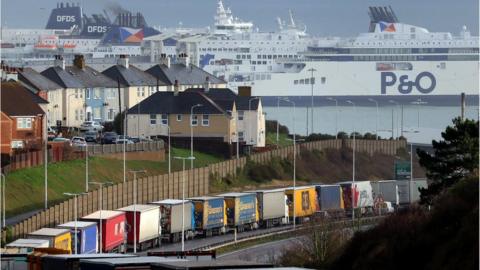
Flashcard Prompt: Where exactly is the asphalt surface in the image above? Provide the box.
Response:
[140,225,294,254]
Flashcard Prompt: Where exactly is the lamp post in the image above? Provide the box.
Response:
[248,97,260,148]
[368,98,379,140]
[276,97,281,145]
[190,104,203,169]
[89,181,113,254]
[1,173,5,228]
[173,156,195,252]
[226,110,239,159]
[411,98,427,130]
[307,68,316,135]
[129,170,146,253]
[281,98,298,228]
[346,100,356,222]
[327,98,338,139]
[44,110,48,209]
[389,100,402,138]
[63,192,87,254]
[161,124,172,174]
[123,106,127,184]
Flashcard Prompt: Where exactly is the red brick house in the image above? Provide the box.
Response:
[1,82,46,155]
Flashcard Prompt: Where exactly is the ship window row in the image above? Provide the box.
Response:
[201,47,249,53]
[255,74,272,80]
[308,47,479,55]
[256,54,298,59]
[294,77,326,85]
[307,54,479,61]
[251,61,268,65]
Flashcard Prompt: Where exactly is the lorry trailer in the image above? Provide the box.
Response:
[255,189,288,228]
[27,228,72,253]
[57,221,98,254]
[81,210,126,253]
[149,199,195,243]
[217,192,258,232]
[189,196,226,237]
[117,204,161,250]
[285,186,318,223]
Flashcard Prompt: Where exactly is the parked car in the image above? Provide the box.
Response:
[115,138,134,144]
[129,137,141,143]
[72,136,87,147]
[84,131,100,143]
[47,127,56,141]
[80,121,104,132]
[101,132,118,144]
[52,137,72,146]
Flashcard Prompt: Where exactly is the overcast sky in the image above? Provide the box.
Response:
[1,0,478,36]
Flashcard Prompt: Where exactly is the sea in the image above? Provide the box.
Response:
[264,103,479,144]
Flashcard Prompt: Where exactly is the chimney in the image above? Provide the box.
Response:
[178,53,190,66]
[238,86,252,97]
[54,55,65,70]
[204,76,210,93]
[174,79,179,96]
[160,53,171,68]
[117,55,129,69]
[73,54,86,69]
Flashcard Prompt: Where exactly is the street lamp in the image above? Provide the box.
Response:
[327,98,338,139]
[346,100,356,222]
[129,170,147,253]
[281,98,298,228]
[411,98,427,130]
[161,124,172,174]
[44,111,48,209]
[190,104,203,169]
[368,98,379,140]
[89,181,113,254]
[389,100,403,138]
[63,192,87,254]
[1,173,5,227]
[248,97,260,148]
[276,97,281,145]
[173,156,195,252]
[226,110,239,159]
[307,68,317,135]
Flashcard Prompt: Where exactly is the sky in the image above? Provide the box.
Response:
[1,0,478,37]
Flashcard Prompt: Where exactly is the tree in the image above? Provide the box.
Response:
[417,117,478,204]
[113,111,127,135]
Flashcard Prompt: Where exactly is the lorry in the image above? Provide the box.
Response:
[57,221,98,254]
[396,179,428,204]
[339,181,373,213]
[255,189,288,228]
[285,186,318,223]
[81,210,126,253]
[149,199,194,242]
[27,228,72,253]
[117,204,161,250]
[216,192,258,232]
[189,196,226,237]
[371,180,399,206]
[314,184,344,213]
[6,238,50,253]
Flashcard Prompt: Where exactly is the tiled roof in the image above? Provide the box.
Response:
[127,91,227,115]
[40,66,84,89]
[145,63,225,85]
[64,66,118,88]
[18,68,62,91]
[1,82,46,116]
[185,88,260,110]
[102,64,163,87]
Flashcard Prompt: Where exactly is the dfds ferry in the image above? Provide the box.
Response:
[230,7,479,104]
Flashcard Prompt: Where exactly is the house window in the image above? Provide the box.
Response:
[75,110,79,121]
[238,131,244,142]
[79,110,84,121]
[149,86,156,96]
[202,115,209,126]
[321,77,326,84]
[176,114,182,121]
[94,88,101,99]
[238,111,244,121]
[107,109,115,121]
[150,114,157,125]
[137,87,145,97]
[17,117,32,129]
[191,115,198,126]
[161,114,168,125]
[93,107,101,119]
[85,88,91,99]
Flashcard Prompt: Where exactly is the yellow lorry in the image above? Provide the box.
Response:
[285,186,318,222]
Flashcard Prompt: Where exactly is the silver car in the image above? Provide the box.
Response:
[80,121,104,132]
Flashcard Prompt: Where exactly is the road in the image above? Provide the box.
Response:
[139,225,294,254]
[218,237,303,263]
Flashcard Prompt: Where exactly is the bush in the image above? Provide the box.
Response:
[266,120,289,134]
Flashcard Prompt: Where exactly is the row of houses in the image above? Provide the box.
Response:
[15,54,226,128]
[1,54,266,156]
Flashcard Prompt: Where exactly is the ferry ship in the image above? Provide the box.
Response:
[227,7,479,104]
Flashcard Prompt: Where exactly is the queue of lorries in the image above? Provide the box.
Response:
[5,179,427,254]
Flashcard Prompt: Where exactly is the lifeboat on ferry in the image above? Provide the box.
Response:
[34,35,59,51]
[62,43,76,49]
